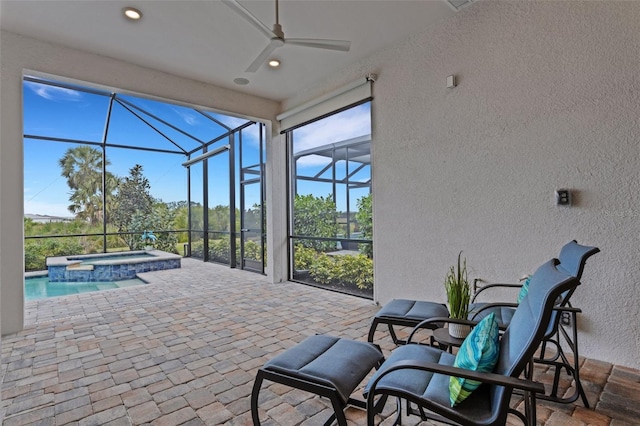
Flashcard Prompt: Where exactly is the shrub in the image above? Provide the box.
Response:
[308,252,336,285]
[24,238,84,271]
[209,238,231,263]
[243,240,263,262]
[190,240,205,258]
[302,249,374,290]
[189,238,264,264]
[293,244,317,271]
[293,194,340,252]
[356,193,373,258]
[334,254,373,290]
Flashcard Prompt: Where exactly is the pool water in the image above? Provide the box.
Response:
[25,276,147,301]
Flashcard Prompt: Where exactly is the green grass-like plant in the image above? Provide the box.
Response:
[445,251,471,319]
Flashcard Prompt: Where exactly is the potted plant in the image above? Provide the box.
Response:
[445,251,471,338]
[141,230,157,250]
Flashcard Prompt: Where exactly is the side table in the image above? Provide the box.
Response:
[430,327,465,353]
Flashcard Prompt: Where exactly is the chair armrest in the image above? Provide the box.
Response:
[407,317,480,344]
[368,358,545,395]
[471,282,523,303]
[553,305,582,314]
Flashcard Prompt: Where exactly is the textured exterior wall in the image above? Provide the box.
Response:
[285,1,640,369]
[0,31,280,335]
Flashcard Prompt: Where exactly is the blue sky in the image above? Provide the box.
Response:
[23,78,257,217]
[23,77,370,217]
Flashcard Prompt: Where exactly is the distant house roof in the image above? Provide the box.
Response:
[25,213,73,223]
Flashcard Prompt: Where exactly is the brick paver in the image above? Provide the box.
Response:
[2,259,639,425]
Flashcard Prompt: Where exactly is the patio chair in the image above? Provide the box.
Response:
[367,241,598,407]
[367,241,597,345]
[364,258,580,426]
[467,240,599,406]
[469,240,599,327]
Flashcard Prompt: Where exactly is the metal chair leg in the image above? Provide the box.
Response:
[251,371,265,425]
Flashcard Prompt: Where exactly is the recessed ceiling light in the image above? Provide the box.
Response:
[123,7,143,21]
[234,78,250,86]
[268,59,281,68]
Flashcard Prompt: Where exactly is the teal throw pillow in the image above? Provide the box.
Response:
[517,276,532,304]
[449,312,500,406]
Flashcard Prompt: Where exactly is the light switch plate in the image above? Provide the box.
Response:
[446,75,456,88]
[555,189,571,206]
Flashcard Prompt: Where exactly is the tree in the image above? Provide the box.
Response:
[59,146,118,224]
[111,164,154,249]
[293,194,340,252]
[129,201,179,253]
[243,203,263,231]
[150,202,178,253]
[208,205,232,232]
[172,203,190,243]
[355,193,373,258]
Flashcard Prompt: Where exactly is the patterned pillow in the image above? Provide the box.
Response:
[517,276,532,303]
[449,312,500,406]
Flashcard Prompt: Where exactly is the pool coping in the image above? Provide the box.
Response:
[46,249,182,267]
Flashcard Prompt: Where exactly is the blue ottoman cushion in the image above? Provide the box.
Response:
[263,334,384,403]
[375,299,449,321]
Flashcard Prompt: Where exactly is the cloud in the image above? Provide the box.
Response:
[25,81,83,102]
[221,116,251,130]
[293,105,370,153]
[202,112,251,132]
[292,104,371,168]
[171,107,199,126]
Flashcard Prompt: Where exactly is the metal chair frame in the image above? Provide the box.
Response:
[534,304,588,406]
[365,259,578,426]
[368,241,599,409]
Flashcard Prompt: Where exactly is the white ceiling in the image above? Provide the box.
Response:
[0,0,456,101]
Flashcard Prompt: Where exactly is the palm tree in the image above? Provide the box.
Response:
[59,146,118,225]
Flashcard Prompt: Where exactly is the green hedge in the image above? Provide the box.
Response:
[294,244,373,290]
[190,238,263,264]
[25,238,85,271]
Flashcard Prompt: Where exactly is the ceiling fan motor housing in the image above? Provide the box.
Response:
[272,23,285,40]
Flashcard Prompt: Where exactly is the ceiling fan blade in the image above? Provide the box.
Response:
[245,41,280,73]
[285,38,351,52]
[221,0,276,40]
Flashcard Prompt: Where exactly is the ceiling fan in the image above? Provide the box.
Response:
[222,0,351,73]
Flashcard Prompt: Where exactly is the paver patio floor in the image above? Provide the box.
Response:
[2,259,639,425]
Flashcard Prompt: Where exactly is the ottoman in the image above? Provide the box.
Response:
[251,334,385,425]
[367,299,449,345]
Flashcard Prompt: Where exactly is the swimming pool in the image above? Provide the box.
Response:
[25,275,147,301]
[47,250,181,282]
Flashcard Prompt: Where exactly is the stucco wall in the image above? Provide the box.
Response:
[0,30,282,335]
[285,1,640,369]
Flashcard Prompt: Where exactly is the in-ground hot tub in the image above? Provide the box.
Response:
[46,250,181,282]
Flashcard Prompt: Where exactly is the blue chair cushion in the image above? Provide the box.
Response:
[374,299,449,322]
[468,303,515,328]
[364,342,456,405]
[449,312,500,406]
